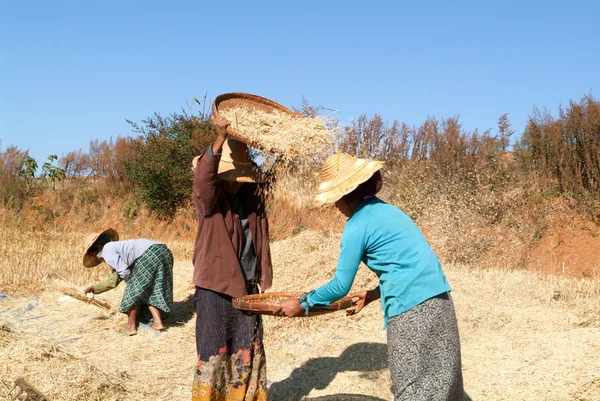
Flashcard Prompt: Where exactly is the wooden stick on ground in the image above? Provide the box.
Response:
[9,377,51,401]
[61,288,112,311]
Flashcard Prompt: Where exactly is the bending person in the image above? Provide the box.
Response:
[277,153,464,401]
[82,228,173,335]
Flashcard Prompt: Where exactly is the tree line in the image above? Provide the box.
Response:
[1,94,598,218]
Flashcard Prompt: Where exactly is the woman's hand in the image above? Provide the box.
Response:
[211,114,230,138]
[274,298,305,318]
[210,114,230,155]
[83,286,95,295]
[347,288,380,316]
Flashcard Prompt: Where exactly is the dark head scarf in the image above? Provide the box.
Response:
[342,170,383,203]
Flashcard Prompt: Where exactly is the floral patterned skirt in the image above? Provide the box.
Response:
[192,287,267,401]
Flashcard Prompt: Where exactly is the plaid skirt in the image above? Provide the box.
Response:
[192,287,267,401]
[119,244,174,324]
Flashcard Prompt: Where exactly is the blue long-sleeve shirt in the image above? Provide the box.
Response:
[303,197,451,327]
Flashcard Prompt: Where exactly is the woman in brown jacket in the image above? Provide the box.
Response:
[191,114,272,401]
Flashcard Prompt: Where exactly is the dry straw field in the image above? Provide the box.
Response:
[1,225,599,400]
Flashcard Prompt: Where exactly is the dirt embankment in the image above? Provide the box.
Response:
[528,214,600,278]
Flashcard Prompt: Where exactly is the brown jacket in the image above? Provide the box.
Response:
[192,150,273,297]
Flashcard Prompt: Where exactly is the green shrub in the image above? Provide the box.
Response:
[125,111,214,218]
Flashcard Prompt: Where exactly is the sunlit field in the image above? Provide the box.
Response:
[1,226,599,400]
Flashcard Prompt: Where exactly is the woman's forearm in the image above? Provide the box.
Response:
[93,271,122,294]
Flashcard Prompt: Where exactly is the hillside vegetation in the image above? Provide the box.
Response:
[0,94,599,400]
[1,94,599,283]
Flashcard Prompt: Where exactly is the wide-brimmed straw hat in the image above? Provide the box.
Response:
[82,228,119,267]
[192,138,264,183]
[313,153,384,207]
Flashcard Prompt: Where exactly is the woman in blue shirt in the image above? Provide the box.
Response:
[277,153,464,401]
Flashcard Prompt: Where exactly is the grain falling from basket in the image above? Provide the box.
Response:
[219,106,337,160]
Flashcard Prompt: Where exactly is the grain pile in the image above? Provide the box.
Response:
[219,106,339,211]
[219,106,337,161]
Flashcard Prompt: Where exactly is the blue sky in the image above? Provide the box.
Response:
[2,1,599,166]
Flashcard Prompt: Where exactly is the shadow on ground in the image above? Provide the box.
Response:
[268,342,388,401]
[302,395,387,401]
[167,292,195,327]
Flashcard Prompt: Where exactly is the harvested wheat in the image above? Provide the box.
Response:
[218,106,337,160]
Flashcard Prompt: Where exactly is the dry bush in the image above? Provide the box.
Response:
[377,151,531,269]
[516,94,600,199]
[88,137,136,182]
[0,143,28,180]
[59,149,92,178]
[339,114,410,160]
[0,143,29,209]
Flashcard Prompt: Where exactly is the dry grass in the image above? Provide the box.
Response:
[0,225,194,288]
[0,257,196,401]
[1,226,599,400]
[219,106,337,160]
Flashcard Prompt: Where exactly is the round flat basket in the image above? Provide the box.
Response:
[232,291,353,317]
[212,92,295,153]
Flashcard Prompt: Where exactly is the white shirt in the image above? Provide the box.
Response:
[98,239,158,281]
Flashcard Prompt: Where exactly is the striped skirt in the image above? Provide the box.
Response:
[387,292,464,401]
[192,287,267,401]
[119,244,174,325]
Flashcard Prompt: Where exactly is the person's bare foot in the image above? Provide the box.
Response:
[124,323,137,336]
[151,322,165,331]
[147,305,165,331]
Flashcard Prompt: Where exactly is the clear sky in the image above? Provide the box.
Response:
[2,0,599,166]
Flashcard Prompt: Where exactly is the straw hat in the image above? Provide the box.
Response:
[82,228,119,267]
[313,153,384,207]
[192,138,264,183]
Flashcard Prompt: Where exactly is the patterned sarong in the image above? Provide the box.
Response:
[387,292,463,401]
[192,287,267,401]
[119,243,173,324]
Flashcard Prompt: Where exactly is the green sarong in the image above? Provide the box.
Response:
[119,243,173,324]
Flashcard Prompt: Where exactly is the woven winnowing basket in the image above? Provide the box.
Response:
[212,92,295,153]
[232,291,353,316]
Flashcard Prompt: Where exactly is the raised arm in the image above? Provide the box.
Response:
[211,114,229,154]
[193,114,229,216]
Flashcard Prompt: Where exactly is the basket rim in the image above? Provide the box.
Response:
[212,92,295,153]
[235,291,306,300]
[232,291,353,316]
